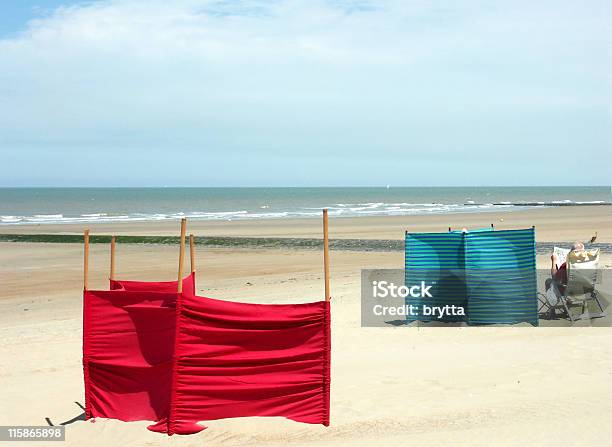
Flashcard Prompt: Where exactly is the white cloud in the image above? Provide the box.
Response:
[0,0,610,185]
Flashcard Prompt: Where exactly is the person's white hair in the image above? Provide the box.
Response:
[571,241,584,251]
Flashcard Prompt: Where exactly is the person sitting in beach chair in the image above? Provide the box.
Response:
[540,242,606,321]
[549,241,584,292]
[538,243,577,319]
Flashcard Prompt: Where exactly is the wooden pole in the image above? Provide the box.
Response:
[189,234,196,273]
[177,218,187,293]
[83,229,90,291]
[323,209,330,302]
[110,236,116,280]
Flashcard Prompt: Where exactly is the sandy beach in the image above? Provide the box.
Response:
[1,207,611,446]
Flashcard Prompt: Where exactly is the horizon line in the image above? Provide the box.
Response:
[0,185,610,189]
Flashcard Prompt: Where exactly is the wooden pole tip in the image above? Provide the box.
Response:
[177,218,187,293]
[83,229,90,291]
[322,209,330,302]
[189,233,196,274]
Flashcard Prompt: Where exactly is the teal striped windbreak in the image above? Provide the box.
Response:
[464,228,538,326]
[405,228,538,326]
[405,232,467,323]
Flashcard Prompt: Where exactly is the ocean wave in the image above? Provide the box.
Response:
[33,214,63,219]
[0,199,609,225]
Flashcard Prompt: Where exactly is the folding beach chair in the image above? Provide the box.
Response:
[538,246,570,318]
[539,248,606,322]
[538,276,570,320]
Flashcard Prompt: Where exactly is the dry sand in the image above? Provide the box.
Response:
[1,208,611,446]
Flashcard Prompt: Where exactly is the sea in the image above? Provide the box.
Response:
[0,187,610,225]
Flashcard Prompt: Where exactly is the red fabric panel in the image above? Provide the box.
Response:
[110,273,195,295]
[82,290,178,422]
[152,295,331,435]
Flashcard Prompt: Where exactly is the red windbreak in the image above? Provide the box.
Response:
[82,290,178,422]
[110,273,196,295]
[83,288,330,436]
[149,295,331,435]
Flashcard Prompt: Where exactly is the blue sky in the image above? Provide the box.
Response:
[0,1,72,37]
[0,0,610,186]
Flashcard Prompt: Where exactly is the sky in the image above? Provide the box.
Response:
[0,0,610,187]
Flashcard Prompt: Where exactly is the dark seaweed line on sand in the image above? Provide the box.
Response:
[0,234,610,254]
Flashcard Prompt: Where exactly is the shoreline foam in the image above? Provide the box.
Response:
[2,201,610,225]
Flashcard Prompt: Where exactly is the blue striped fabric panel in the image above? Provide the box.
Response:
[464,228,538,326]
[405,232,467,322]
